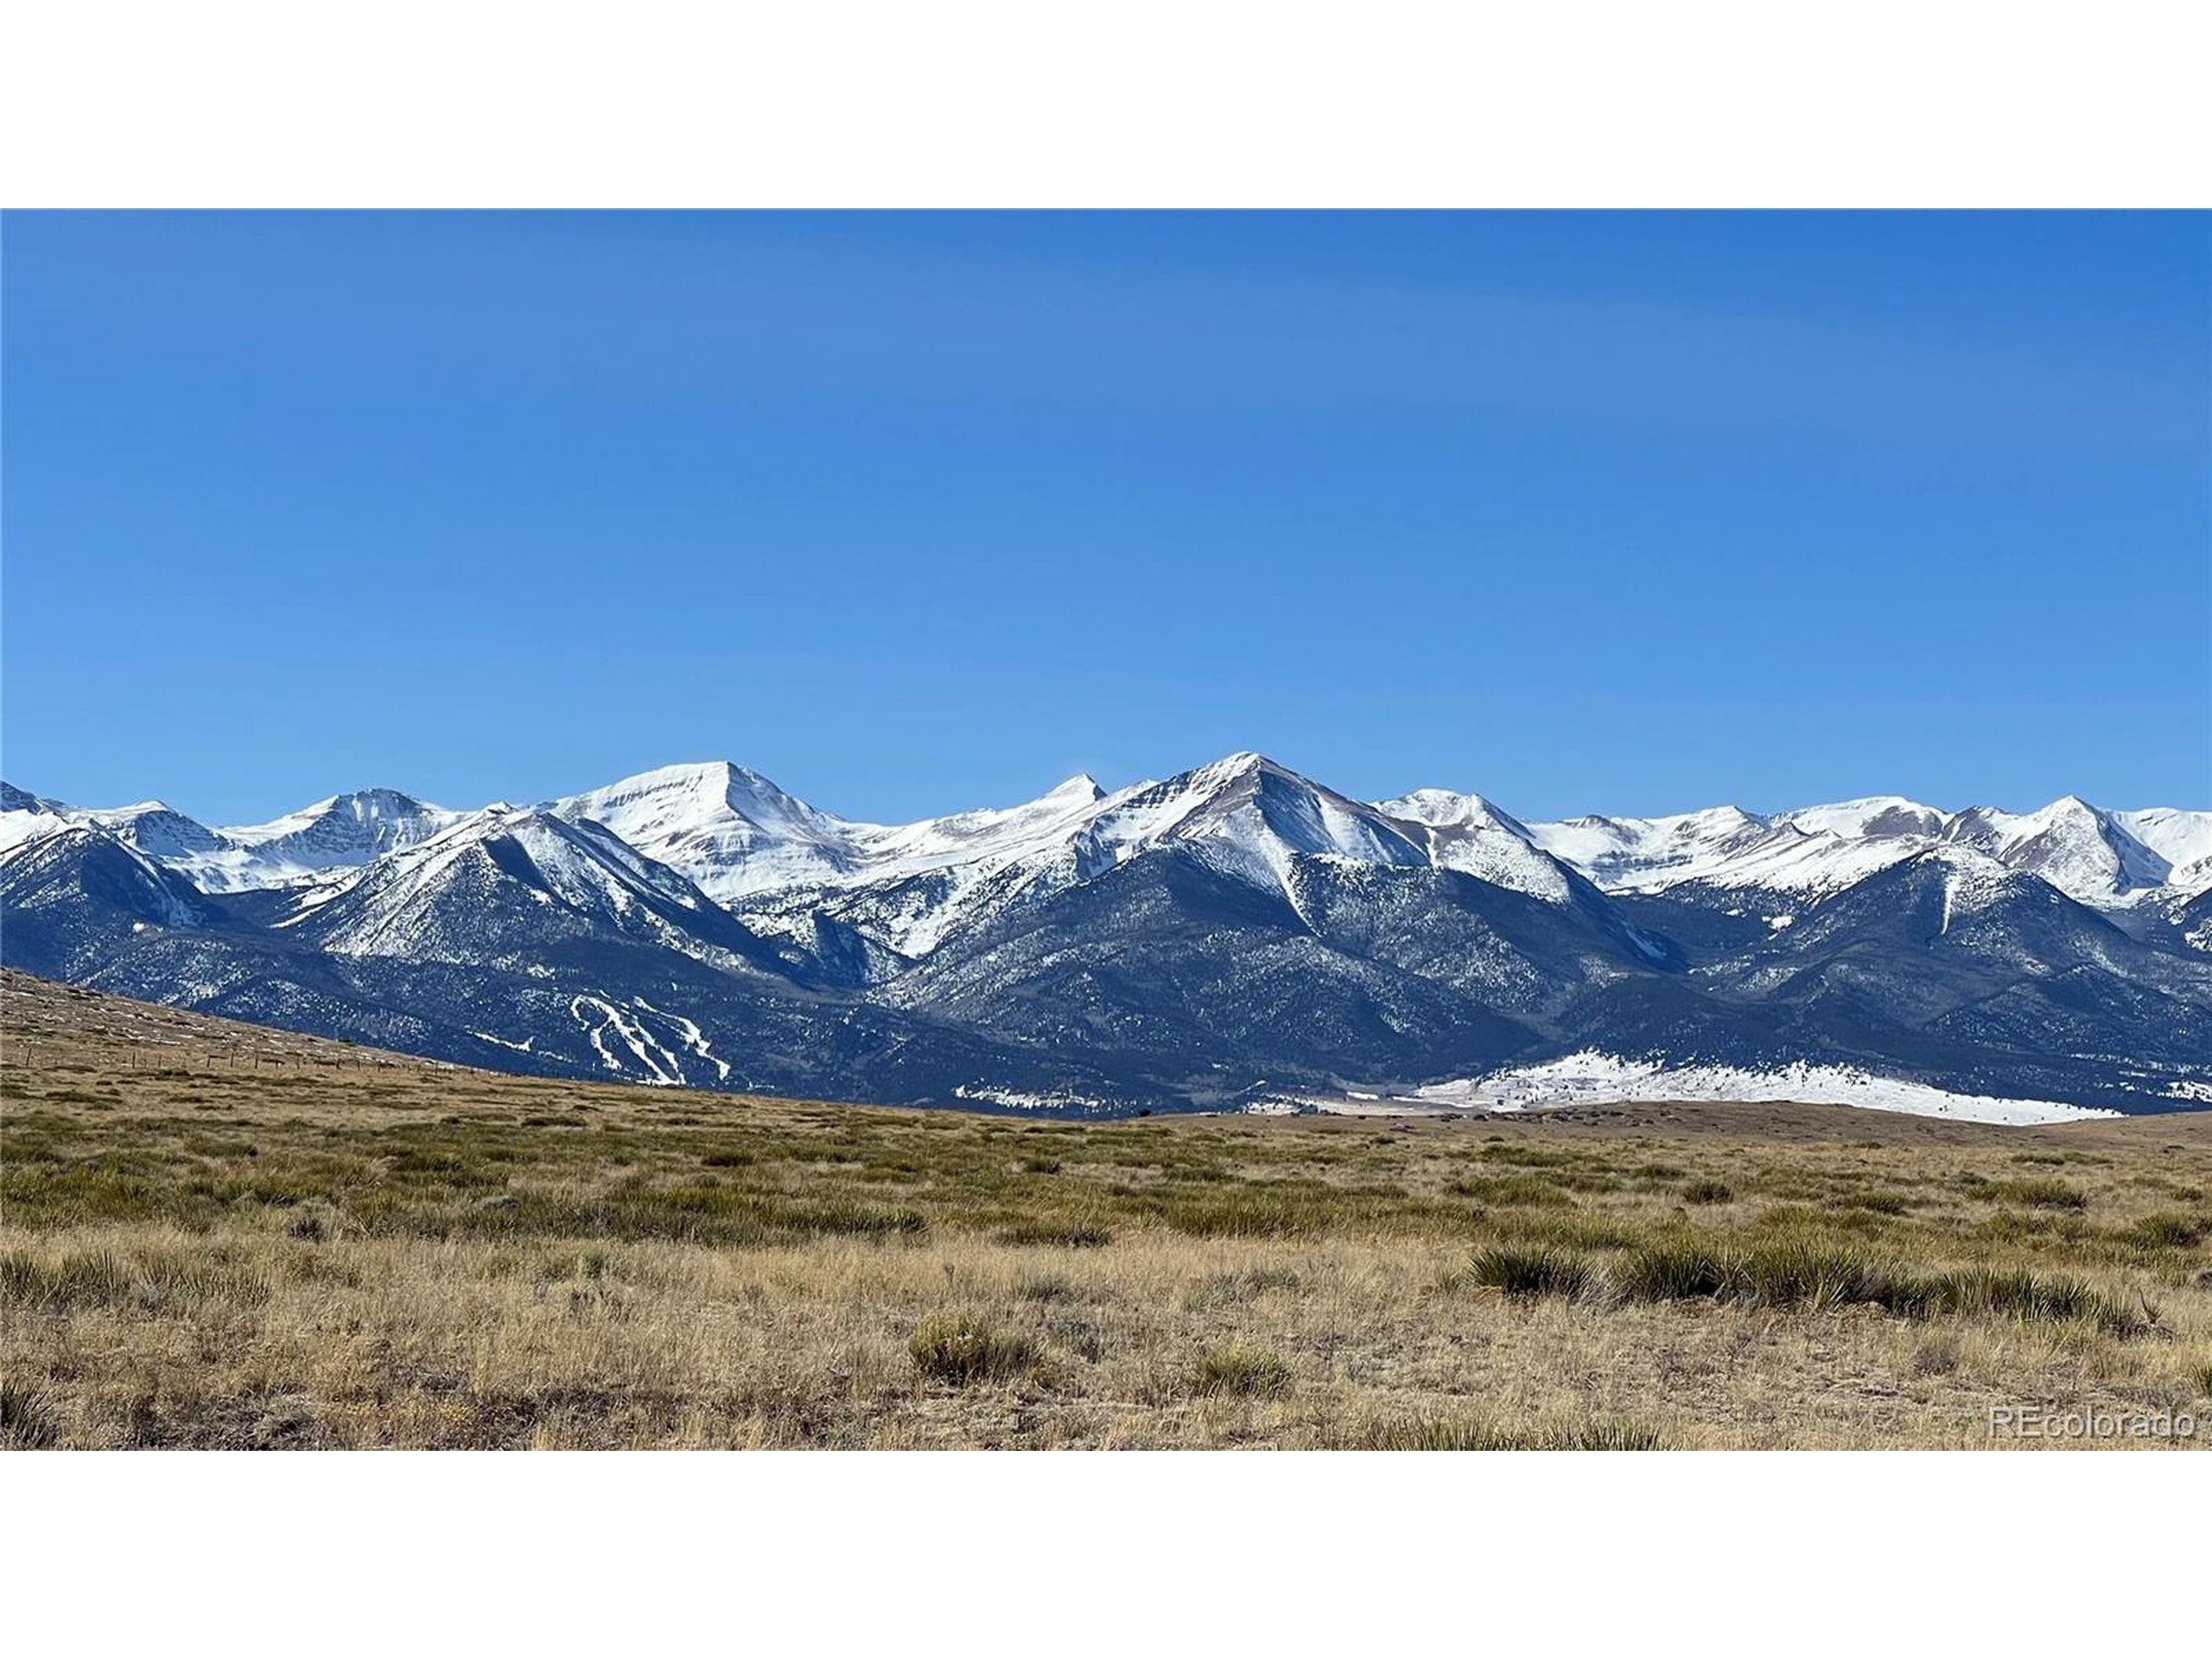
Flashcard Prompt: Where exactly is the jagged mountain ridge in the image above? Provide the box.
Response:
[1521,791,2212,907]
[3,758,2208,1116]
[0,782,461,893]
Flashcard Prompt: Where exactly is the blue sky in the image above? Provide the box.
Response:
[4,211,2206,825]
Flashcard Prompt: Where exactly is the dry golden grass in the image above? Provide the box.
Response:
[3,970,2209,1448]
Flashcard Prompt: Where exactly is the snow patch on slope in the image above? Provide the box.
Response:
[2112,808,2212,881]
[1306,1051,2114,1126]
[572,994,683,1084]
[567,992,731,1085]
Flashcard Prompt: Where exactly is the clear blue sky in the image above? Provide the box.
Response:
[4,212,2207,825]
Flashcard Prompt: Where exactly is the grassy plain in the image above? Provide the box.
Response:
[3,971,2208,1448]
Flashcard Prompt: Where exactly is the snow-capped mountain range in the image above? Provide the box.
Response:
[0,783,465,892]
[1523,794,2212,907]
[4,761,2208,1121]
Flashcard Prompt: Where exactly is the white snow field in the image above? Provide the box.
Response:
[1299,1052,2118,1126]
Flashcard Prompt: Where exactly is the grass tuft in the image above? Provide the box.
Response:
[2120,1211,2209,1251]
[995,1220,1111,1249]
[1365,1416,1661,1451]
[1,1248,273,1316]
[0,1380,62,1449]
[1615,1231,2147,1336]
[1921,1266,2145,1338]
[1450,1174,1574,1208]
[1732,1238,1900,1313]
[1160,1190,1326,1238]
[1619,1238,1737,1302]
[1981,1176,2088,1211]
[1192,1341,1293,1398]
[1468,1244,1593,1301]
[907,1314,1037,1386]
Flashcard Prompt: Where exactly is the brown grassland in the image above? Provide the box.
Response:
[3,969,2208,1449]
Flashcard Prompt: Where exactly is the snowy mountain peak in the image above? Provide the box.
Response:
[220,787,462,869]
[1071,753,1429,896]
[96,802,227,859]
[1157,750,1290,798]
[1381,787,1519,832]
[0,783,74,853]
[317,786,442,824]
[289,801,764,969]
[1778,796,1946,841]
[1046,773,1107,805]
[550,762,860,900]
[1370,789,1573,903]
[583,760,842,835]
[1942,797,2164,906]
[464,806,709,906]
